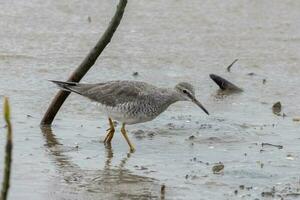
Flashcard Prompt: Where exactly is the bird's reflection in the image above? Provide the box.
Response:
[40,126,159,199]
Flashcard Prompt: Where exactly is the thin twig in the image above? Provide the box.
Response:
[262,142,283,149]
[1,97,13,200]
[285,193,300,197]
[41,0,128,125]
[226,59,238,72]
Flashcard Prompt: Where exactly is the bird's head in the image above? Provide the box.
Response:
[175,82,209,115]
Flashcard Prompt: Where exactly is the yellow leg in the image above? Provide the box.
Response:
[120,123,135,152]
[103,118,115,144]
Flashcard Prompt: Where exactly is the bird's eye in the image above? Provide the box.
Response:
[182,89,188,94]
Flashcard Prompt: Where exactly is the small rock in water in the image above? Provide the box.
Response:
[212,163,224,174]
[261,186,275,197]
[160,184,166,197]
[87,16,91,23]
[272,101,281,116]
[246,186,253,190]
[293,117,300,122]
[209,74,242,92]
[286,154,295,160]
[132,72,139,76]
[188,135,195,140]
[247,72,256,76]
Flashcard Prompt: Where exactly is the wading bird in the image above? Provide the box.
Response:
[51,80,209,152]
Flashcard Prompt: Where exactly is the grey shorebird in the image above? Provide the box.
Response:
[51,80,209,152]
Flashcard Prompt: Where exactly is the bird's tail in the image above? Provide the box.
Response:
[49,80,82,95]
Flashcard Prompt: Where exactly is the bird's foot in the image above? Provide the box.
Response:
[103,127,115,144]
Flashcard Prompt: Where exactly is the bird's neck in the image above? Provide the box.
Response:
[161,89,182,106]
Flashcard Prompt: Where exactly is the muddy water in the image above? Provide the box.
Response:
[0,0,300,199]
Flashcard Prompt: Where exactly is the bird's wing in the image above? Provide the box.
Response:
[79,81,156,107]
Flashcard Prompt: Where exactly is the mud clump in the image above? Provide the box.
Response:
[272,102,282,116]
[212,163,224,174]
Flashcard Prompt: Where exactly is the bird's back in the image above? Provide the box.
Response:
[77,80,158,106]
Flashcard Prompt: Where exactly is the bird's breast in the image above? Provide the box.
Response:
[95,101,159,124]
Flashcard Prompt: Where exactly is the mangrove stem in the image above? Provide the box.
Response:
[41,0,128,125]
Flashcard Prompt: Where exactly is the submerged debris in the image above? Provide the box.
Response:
[209,74,243,92]
[247,72,256,76]
[285,192,300,197]
[212,163,224,174]
[293,117,300,122]
[226,59,238,72]
[262,142,283,149]
[261,186,276,197]
[160,184,166,200]
[188,135,196,140]
[87,16,92,23]
[132,72,139,76]
[272,102,282,116]
[286,154,295,160]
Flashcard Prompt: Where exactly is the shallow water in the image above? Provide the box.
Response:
[0,0,300,199]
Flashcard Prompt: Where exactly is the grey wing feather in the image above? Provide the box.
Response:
[83,81,154,107]
[51,80,156,107]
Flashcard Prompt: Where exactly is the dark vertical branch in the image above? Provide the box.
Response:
[1,97,13,200]
[41,0,128,125]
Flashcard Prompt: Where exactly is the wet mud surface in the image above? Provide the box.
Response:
[0,0,300,199]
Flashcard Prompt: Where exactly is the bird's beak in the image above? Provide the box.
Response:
[191,97,209,115]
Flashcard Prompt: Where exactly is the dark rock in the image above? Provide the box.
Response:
[132,72,139,76]
[209,74,243,92]
[212,163,224,174]
[272,102,281,116]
